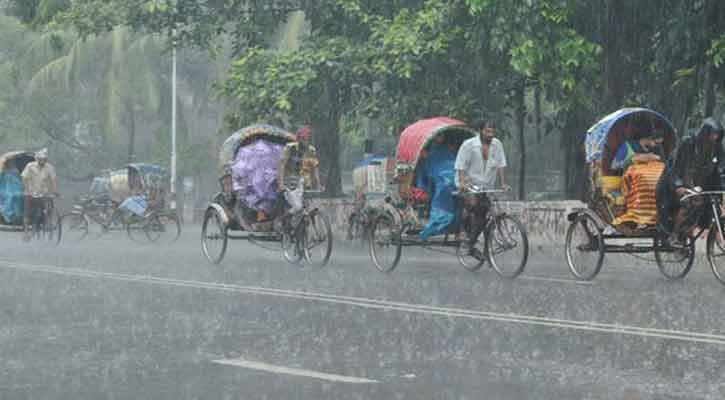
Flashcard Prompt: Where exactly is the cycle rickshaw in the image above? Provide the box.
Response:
[0,150,61,244]
[201,124,333,266]
[64,163,181,243]
[564,107,715,280]
[366,117,529,276]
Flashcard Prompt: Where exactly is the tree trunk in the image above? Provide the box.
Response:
[515,83,526,201]
[534,84,542,142]
[312,78,343,197]
[127,103,136,163]
[602,0,625,110]
[704,61,716,117]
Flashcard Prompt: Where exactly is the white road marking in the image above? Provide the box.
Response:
[211,358,378,384]
[2,260,725,346]
[519,275,594,285]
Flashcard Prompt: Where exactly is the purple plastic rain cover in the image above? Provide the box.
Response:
[231,138,285,213]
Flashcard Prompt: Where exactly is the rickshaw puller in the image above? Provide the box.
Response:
[656,117,724,242]
[21,148,58,240]
[274,125,322,230]
[455,119,509,257]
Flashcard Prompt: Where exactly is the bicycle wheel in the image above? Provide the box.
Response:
[282,224,304,264]
[565,213,605,281]
[486,214,528,278]
[369,213,402,273]
[303,211,333,267]
[126,217,147,244]
[201,208,228,265]
[63,212,89,242]
[145,213,181,244]
[457,231,487,272]
[654,234,695,280]
[707,227,725,284]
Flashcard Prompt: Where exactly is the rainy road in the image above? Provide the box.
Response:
[1,230,725,400]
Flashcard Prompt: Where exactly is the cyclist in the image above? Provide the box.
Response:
[656,117,724,243]
[21,148,58,240]
[455,119,509,257]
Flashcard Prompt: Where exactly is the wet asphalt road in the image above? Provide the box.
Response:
[1,228,725,400]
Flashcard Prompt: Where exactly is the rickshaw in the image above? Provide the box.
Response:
[366,117,529,277]
[346,154,392,243]
[564,107,705,280]
[0,151,61,244]
[64,163,180,243]
[201,124,333,266]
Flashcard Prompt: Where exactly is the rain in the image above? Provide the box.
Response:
[2,1,725,399]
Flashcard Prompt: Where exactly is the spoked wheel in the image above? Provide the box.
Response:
[486,214,529,278]
[369,213,402,273]
[303,211,333,267]
[565,213,605,281]
[707,227,725,284]
[202,208,228,265]
[126,216,147,244]
[62,212,89,242]
[145,213,181,244]
[457,231,487,272]
[654,234,695,280]
[42,213,62,246]
[281,224,304,264]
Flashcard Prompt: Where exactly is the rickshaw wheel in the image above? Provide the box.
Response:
[145,213,181,244]
[486,214,529,279]
[43,214,62,246]
[565,213,605,281]
[126,215,148,243]
[202,207,228,265]
[654,233,695,280]
[369,213,402,273]
[706,227,725,284]
[457,232,486,272]
[62,212,89,242]
[303,211,333,267]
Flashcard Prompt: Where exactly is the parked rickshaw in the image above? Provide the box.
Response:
[366,117,529,276]
[564,107,721,281]
[0,151,61,244]
[201,124,333,266]
[64,163,180,243]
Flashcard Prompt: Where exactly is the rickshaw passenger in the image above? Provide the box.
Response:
[0,160,24,224]
[417,134,458,240]
[610,133,664,172]
[119,168,148,217]
[656,117,724,241]
[21,148,58,238]
[610,132,665,229]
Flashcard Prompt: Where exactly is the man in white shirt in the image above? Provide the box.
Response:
[21,148,58,239]
[454,120,509,257]
[455,120,509,191]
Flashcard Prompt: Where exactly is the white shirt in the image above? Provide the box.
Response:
[454,136,507,189]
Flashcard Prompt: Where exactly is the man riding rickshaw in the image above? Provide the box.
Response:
[367,117,528,276]
[0,149,61,243]
[657,117,724,245]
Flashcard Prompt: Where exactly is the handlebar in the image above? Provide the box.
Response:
[29,193,59,199]
[680,190,725,203]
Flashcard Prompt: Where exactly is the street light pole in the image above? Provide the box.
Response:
[170,31,177,210]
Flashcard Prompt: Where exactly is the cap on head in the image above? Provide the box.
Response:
[35,148,48,160]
